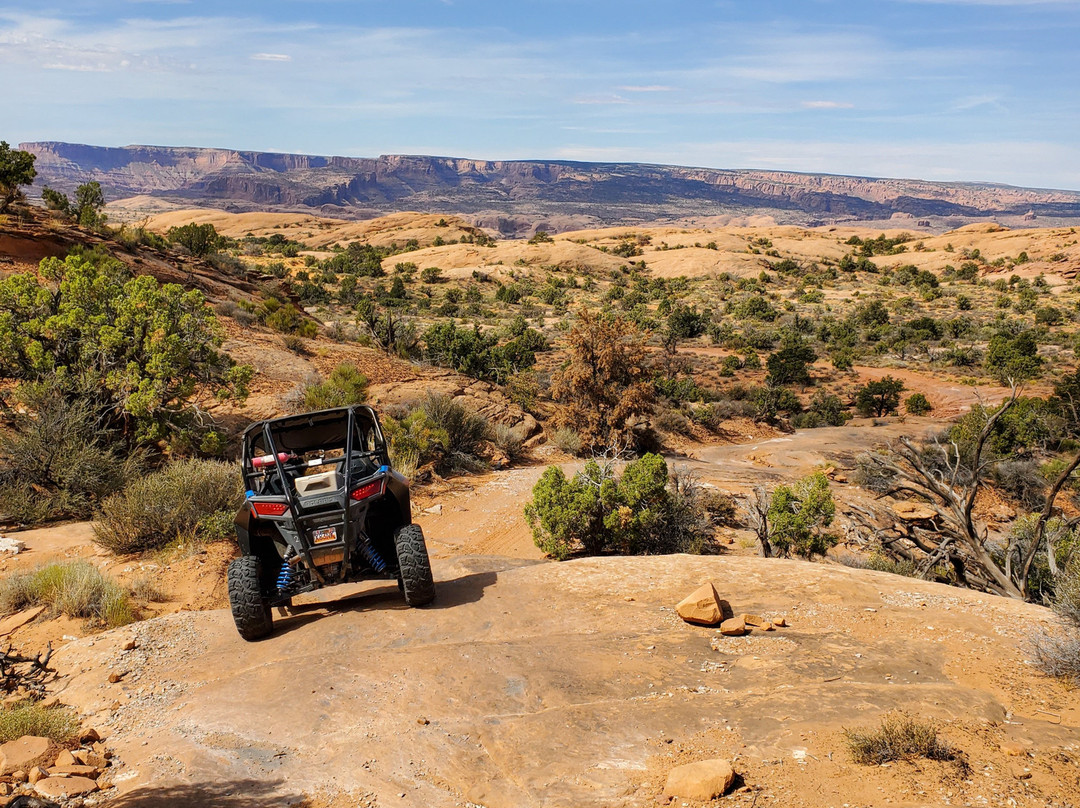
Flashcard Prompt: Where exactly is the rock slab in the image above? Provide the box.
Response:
[35,775,99,798]
[0,737,54,776]
[663,758,736,800]
[676,583,724,626]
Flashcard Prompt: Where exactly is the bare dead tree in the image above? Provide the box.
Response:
[0,643,55,699]
[851,390,1027,598]
[744,486,774,558]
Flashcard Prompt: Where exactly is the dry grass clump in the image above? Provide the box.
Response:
[492,422,528,462]
[844,712,955,765]
[0,561,134,628]
[0,701,80,744]
[94,458,243,554]
[1031,558,1080,685]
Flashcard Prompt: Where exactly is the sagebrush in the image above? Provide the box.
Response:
[94,458,243,554]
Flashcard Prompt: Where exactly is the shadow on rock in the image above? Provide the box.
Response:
[99,779,311,807]
[269,569,498,636]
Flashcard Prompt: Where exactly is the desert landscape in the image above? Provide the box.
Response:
[1,1,1080,805]
[0,186,1076,806]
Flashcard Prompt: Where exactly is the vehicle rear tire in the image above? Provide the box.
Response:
[394,524,435,607]
[228,556,274,640]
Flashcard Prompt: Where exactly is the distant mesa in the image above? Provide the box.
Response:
[20,141,1080,233]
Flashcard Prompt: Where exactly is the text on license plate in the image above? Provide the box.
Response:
[312,526,338,544]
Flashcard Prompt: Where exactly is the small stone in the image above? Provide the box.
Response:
[720,618,747,636]
[35,775,99,799]
[71,750,88,764]
[91,742,110,759]
[0,737,56,776]
[108,701,121,711]
[27,766,47,784]
[663,758,736,800]
[741,614,769,628]
[761,623,775,631]
[11,770,27,783]
[417,717,429,725]
[1001,742,1028,757]
[0,782,8,796]
[82,752,107,769]
[121,639,136,652]
[676,584,724,626]
[624,596,635,602]
[54,750,76,767]
[773,617,787,627]
[107,672,122,684]
[79,728,101,745]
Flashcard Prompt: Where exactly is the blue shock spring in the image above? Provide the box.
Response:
[276,561,295,592]
[358,538,387,573]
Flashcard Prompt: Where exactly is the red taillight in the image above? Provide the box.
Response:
[349,479,385,502]
[252,501,289,517]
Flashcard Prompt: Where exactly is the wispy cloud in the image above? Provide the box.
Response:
[250,53,291,61]
[801,100,855,109]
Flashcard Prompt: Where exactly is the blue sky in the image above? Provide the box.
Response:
[2,1,1079,189]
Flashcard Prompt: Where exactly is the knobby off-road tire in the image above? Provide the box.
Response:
[394,524,435,607]
[227,556,274,640]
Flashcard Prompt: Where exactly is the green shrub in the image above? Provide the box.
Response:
[294,364,368,411]
[0,561,134,628]
[0,379,142,524]
[905,392,933,415]
[0,252,251,447]
[765,473,837,558]
[844,713,955,765]
[420,393,490,469]
[792,392,850,429]
[382,394,490,475]
[854,376,905,417]
[0,702,80,744]
[93,459,243,554]
[524,454,716,559]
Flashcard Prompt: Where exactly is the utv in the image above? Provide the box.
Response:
[227,405,435,640]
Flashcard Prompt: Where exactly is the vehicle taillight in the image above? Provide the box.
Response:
[252,501,290,517]
[349,479,385,502]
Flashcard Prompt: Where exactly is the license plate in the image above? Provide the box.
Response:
[312,526,338,545]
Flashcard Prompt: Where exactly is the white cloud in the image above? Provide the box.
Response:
[250,53,291,61]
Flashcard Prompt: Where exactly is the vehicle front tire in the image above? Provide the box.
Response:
[394,524,435,607]
[228,556,274,640]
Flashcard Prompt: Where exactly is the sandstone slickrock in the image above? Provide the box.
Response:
[720,617,747,636]
[676,583,724,626]
[0,737,55,776]
[662,758,736,800]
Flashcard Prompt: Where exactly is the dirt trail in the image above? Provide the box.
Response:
[51,554,1079,807]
